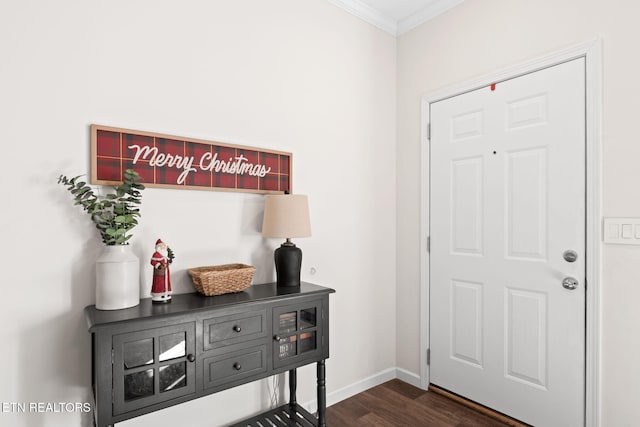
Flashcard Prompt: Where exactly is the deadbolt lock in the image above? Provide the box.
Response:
[563,250,578,263]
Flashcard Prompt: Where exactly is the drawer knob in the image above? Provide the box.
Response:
[187,354,195,363]
[233,325,242,333]
[273,335,282,342]
[233,362,242,371]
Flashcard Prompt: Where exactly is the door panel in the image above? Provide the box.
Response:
[506,148,547,259]
[430,58,585,426]
[451,157,484,255]
[504,287,547,388]
[451,279,483,367]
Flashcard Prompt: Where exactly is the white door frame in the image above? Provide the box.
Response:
[419,39,602,426]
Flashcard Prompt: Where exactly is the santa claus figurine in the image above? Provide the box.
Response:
[150,238,173,303]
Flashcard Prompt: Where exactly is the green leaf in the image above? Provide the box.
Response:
[59,168,144,244]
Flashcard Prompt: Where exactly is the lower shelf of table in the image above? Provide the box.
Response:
[229,403,318,427]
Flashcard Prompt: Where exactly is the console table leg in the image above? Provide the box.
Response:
[289,369,297,407]
[317,360,326,427]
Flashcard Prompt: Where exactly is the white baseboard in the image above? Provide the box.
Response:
[303,367,422,413]
[395,367,422,389]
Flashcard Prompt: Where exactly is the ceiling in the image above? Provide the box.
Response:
[327,0,464,36]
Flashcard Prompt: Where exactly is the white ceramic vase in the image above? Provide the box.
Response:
[95,245,140,310]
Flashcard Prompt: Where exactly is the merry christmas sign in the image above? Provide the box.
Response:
[91,124,291,194]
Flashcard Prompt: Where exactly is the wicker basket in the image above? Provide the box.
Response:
[188,264,256,296]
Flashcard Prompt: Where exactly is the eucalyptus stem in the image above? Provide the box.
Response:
[58,169,145,245]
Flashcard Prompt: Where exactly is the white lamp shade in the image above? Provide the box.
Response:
[262,194,311,238]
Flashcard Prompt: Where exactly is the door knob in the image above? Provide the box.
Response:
[562,277,579,290]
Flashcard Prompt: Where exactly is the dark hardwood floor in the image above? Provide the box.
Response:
[325,379,525,427]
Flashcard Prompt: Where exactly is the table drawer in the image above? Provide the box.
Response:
[203,344,267,389]
[203,309,267,350]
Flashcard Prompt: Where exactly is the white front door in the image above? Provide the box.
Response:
[429,58,585,426]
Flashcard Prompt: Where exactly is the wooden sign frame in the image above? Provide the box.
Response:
[91,124,291,194]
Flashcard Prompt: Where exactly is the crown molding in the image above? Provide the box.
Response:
[327,0,397,35]
[397,0,464,35]
[328,0,465,37]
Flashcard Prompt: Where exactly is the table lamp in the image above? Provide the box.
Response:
[262,194,311,287]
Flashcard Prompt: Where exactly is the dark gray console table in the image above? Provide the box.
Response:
[85,282,334,427]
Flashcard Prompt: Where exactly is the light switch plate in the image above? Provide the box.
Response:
[603,218,640,245]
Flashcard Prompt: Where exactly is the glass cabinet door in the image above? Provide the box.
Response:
[113,322,196,415]
[273,300,322,368]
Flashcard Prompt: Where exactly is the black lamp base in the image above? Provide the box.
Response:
[274,242,302,287]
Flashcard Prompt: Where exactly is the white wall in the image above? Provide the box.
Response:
[397,1,640,425]
[0,1,396,426]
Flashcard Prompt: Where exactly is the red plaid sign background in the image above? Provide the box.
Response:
[91,125,291,194]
